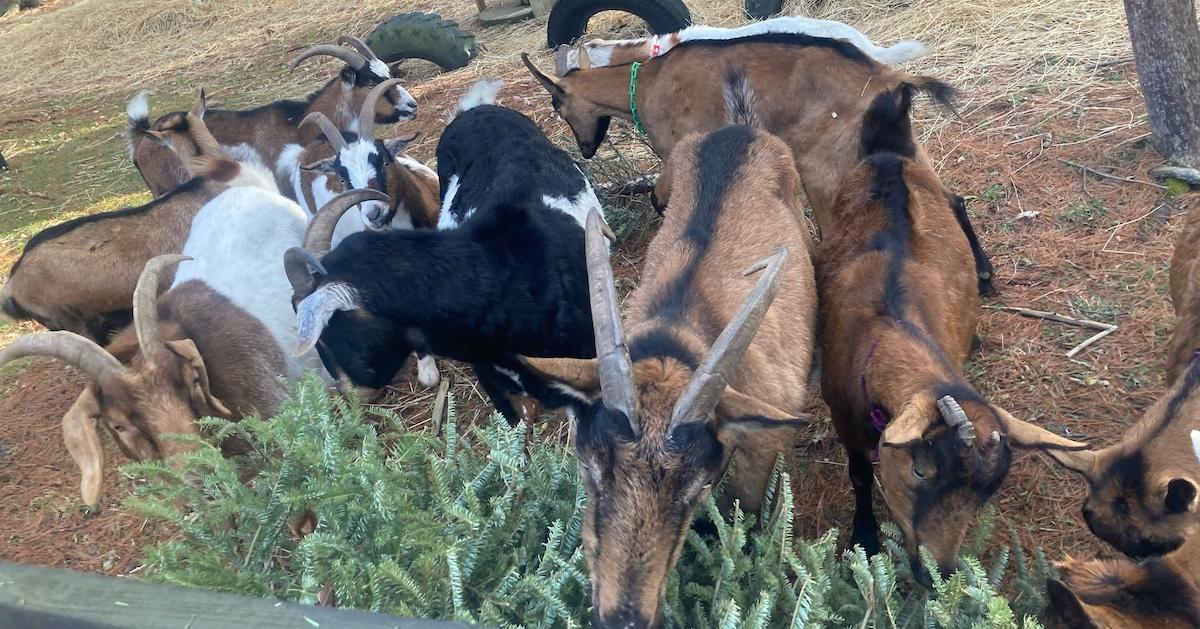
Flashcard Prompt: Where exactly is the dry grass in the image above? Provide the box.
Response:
[0,0,1198,592]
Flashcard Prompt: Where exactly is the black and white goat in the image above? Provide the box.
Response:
[285,80,607,422]
[276,79,440,247]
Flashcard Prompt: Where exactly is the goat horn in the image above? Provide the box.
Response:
[133,254,191,362]
[554,44,573,77]
[303,188,390,257]
[936,395,976,448]
[0,331,125,380]
[300,112,349,152]
[289,44,368,72]
[669,245,790,431]
[584,209,640,433]
[284,247,326,299]
[357,78,404,144]
[336,35,379,61]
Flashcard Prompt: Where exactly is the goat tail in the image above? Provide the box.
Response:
[875,40,929,65]
[899,75,958,117]
[454,79,502,116]
[722,69,760,128]
[124,89,153,159]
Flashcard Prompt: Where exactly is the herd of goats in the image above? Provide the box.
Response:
[2,16,1199,628]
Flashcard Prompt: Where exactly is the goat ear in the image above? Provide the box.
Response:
[1044,579,1100,629]
[300,157,338,175]
[144,129,169,146]
[387,60,405,77]
[340,66,356,85]
[880,397,935,448]
[521,52,565,97]
[62,387,105,507]
[715,388,807,450]
[1043,447,1101,478]
[166,339,233,418]
[1164,478,1198,514]
[382,136,414,161]
[992,406,1089,451]
[522,356,600,395]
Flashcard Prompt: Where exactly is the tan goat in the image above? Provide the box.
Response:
[523,75,815,628]
[1045,204,1200,558]
[1,93,270,342]
[523,37,996,295]
[817,84,1087,587]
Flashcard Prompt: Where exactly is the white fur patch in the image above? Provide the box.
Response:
[1192,430,1200,467]
[495,366,524,389]
[396,156,437,182]
[174,187,328,381]
[220,144,279,194]
[585,17,928,67]
[334,141,390,229]
[453,79,502,117]
[369,58,391,79]
[417,355,440,387]
[541,179,603,230]
[551,381,591,404]
[437,174,462,230]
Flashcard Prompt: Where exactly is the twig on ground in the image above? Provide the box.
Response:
[1058,158,1165,188]
[431,379,450,436]
[986,305,1118,357]
[1065,327,1118,359]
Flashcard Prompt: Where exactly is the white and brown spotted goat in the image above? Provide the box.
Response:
[523,75,815,628]
[127,35,417,197]
[817,83,1088,587]
[1044,203,1200,559]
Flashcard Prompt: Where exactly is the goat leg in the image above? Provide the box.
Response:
[848,450,882,555]
[951,195,996,297]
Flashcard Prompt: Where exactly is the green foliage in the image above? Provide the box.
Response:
[128,377,1053,628]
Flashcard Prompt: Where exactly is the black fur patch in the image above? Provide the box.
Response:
[862,153,912,321]
[10,177,207,276]
[1079,560,1200,624]
[1151,358,1200,440]
[628,328,699,369]
[672,31,873,66]
[861,87,916,158]
[645,126,755,320]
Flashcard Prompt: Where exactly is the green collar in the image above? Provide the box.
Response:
[629,61,646,135]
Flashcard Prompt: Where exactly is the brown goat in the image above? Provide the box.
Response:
[127,36,417,197]
[817,84,1087,587]
[522,37,995,295]
[1045,536,1200,628]
[522,77,815,628]
[0,94,267,342]
[0,256,290,506]
[1044,205,1200,559]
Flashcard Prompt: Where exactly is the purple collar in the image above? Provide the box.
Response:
[859,337,891,461]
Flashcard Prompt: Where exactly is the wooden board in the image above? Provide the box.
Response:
[0,561,478,629]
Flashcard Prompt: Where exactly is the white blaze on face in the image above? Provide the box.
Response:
[336,141,390,229]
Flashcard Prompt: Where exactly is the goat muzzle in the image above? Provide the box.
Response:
[357,78,406,143]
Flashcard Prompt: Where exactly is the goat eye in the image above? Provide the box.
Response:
[912,462,926,480]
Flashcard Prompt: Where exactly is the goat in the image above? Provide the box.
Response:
[0,185,348,506]
[1043,204,1200,559]
[560,16,927,72]
[281,80,611,423]
[816,83,1087,588]
[285,79,440,241]
[522,34,996,297]
[1045,536,1200,628]
[1,93,274,342]
[519,76,815,628]
[126,35,417,197]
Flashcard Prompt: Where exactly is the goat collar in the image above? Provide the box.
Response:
[629,61,647,135]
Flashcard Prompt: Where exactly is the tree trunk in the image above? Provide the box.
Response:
[1124,0,1200,169]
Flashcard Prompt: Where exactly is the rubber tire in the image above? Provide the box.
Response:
[546,0,692,48]
[366,13,479,72]
[744,0,783,20]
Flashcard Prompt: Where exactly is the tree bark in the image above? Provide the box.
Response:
[1125,0,1200,168]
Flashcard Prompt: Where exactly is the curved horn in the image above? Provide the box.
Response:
[357,78,405,143]
[289,44,368,72]
[936,395,976,449]
[670,245,790,432]
[284,247,326,298]
[300,112,349,152]
[337,34,378,60]
[0,331,125,379]
[584,209,640,432]
[133,254,191,361]
[303,188,390,256]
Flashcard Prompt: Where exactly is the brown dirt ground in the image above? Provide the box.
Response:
[0,46,1190,600]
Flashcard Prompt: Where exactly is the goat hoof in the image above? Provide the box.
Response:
[417,355,440,388]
